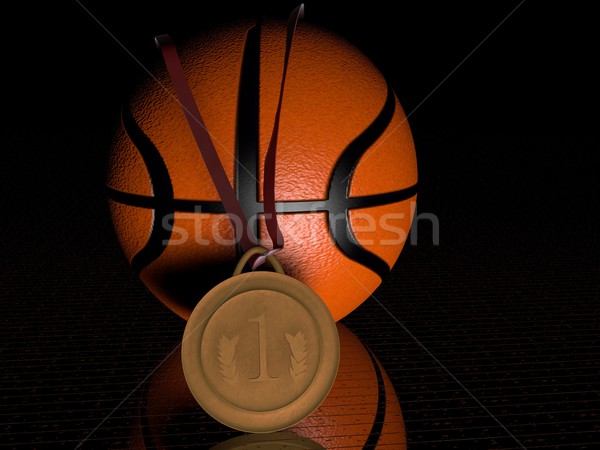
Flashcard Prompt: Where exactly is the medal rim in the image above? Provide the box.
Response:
[182,271,340,433]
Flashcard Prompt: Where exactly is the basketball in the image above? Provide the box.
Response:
[107,17,418,321]
[129,323,406,448]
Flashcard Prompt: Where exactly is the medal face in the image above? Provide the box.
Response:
[182,271,340,433]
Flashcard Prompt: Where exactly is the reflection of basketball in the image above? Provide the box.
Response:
[130,323,405,448]
[289,324,406,448]
[107,18,417,321]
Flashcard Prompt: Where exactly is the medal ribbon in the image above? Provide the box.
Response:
[156,4,304,269]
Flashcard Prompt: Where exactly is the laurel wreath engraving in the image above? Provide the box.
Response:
[285,331,308,381]
[217,335,239,382]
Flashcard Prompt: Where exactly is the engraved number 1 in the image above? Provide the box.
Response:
[248,312,278,381]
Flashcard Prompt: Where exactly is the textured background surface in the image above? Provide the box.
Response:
[2,1,598,448]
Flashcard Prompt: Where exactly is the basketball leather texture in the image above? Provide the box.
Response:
[107,18,418,321]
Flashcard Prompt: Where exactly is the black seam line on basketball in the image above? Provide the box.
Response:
[105,184,418,214]
[121,105,175,274]
[327,82,398,280]
[106,187,227,213]
[342,185,418,210]
[236,21,261,250]
[364,348,387,449]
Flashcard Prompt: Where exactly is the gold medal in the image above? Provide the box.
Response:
[182,247,340,433]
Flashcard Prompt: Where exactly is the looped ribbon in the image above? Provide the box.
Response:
[156,4,304,270]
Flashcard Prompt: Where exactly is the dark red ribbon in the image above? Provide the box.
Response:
[264,3,304,251]
[156,4,304,270]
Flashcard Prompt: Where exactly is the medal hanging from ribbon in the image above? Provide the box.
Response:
[156,4,340,434]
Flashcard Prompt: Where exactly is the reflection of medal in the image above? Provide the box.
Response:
[210,431,325,449]
[182,246,339,432]
[155,4,340,434]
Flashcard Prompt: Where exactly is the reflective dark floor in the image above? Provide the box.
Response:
[128,324,404,449]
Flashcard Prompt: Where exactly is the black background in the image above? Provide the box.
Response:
[8,0,598,135]
[2,1,598,448]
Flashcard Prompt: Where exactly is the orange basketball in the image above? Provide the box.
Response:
[107,17,417,321]
[129,323,406,448]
